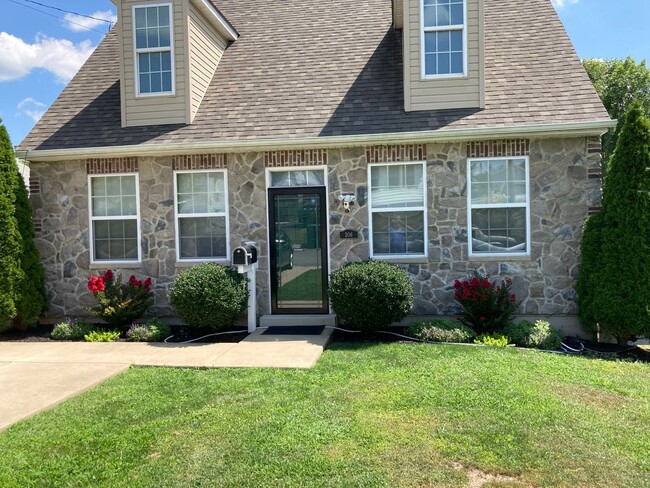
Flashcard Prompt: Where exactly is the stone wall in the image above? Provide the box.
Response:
[29,136,600,321]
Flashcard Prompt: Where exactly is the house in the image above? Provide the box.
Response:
[18,0,613,332]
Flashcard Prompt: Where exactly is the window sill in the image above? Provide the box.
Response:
[89,262,141,269]
[371,256,429,264]
[468,254,532,263]
[175,259,231,268]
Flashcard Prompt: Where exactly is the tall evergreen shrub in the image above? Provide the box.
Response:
[578,102,650,344]
[0,122,24,331]
[577,212,604,338]
[0,125,47,328]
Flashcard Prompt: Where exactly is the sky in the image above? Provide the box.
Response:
[0,0,648,147]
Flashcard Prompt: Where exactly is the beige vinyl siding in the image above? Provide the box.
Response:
[403,0,484,112]
[121,0,188,127]
[188,2,227,121]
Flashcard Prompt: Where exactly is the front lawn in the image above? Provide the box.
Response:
[1,342,649,487]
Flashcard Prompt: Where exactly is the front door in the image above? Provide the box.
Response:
[268,187,328,314]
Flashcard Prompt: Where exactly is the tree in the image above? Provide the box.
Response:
[0,122,24,331]
[578,102,650,345]
[583,57,650,168]
[0,121,46,330]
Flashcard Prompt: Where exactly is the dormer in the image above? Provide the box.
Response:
[397,0,485,112]
[111,0,237,128]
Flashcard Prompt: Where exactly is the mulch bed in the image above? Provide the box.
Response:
[0,324,249,344]
[328,328,650,362]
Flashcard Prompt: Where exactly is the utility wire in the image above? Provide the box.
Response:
[6,0,113,34]
[12,0,114,26]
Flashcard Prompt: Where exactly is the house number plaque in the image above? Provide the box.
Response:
[340,230,358,239]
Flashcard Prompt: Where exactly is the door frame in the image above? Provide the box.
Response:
[268,186,329,314]
[265,166,331,315]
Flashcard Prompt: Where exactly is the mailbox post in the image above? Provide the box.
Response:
[233,243,258,333]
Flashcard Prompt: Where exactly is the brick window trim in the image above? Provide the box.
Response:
[86,157,138,174]
[172,154,226,171]
[365,144,426,163]
[265,150,328,167]
[29,177,40,194]
[466,139,530,158]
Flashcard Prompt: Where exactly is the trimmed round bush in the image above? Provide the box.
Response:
[169,264,248,330]
[329,260,413,332]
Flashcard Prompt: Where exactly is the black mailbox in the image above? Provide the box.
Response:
[233,245,258,265]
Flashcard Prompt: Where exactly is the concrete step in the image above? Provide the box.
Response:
[259,314,337,327]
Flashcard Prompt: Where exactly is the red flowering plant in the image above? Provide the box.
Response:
[87,269,154,328]
[453,272,519,334]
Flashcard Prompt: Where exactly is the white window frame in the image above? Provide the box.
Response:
[133,3,175,97]
[368,162,428,260]
[174,169,230,263]
[420,0,468,79]
[88,173,142,265]
[466,156,531,258]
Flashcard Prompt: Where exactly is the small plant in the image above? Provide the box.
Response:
[474,333,513,347]
[453,272,519,334]
[169,264,248,330]
[503,320,564,350]
[407,318,476,343]
[126,318,171,342]
[329,260,413,332]
[84,329,121,342]
[87,270,154,328]
[50,317,93,341]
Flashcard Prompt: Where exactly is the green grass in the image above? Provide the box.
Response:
[1,343,650,487]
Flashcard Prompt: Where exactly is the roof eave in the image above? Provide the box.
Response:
[192,0,238,41]
[18,119,615,162]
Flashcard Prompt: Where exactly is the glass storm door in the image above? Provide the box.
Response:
[269,187,328,314]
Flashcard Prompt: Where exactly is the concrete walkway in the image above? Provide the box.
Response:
[0,327,332,431]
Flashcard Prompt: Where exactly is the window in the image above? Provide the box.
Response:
[369,163,427,257]
[422,0,465,77]
[134,4,173,95]
[269,169,325,187]
[467,157,530,256]
[89,174,140,263]
[175,170,229,261]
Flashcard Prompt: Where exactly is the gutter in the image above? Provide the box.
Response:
[16,119,615,162]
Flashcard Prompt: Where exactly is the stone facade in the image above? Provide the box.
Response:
[30,136,600,322]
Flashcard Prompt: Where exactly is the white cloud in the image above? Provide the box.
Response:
[16,97,46,122]
[552,0,579,9]
[0,32,95,83]
[62,10,116,33]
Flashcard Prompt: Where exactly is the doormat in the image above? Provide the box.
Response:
[262,326,325,335]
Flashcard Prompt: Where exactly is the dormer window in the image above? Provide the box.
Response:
[422,0,466,78]
[134,4,174,96]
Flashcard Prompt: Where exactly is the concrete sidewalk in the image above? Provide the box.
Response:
[0,327,332,431]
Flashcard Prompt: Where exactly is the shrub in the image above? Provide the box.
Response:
[407,318,476,343]
[528,320,563,350]
[50,318,93,341]
[328,260,413,332]
[577,212,604,339]
[577,102,650,345]
[504,320,563,350]
[84,330,121,342]
[88,270,154,328]
[126,318,171,342]
[0,121,24,332]
[453,272,519,334]
[169,264,248,330]
[474,333,512,347]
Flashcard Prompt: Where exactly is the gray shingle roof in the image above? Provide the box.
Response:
[19,0,610,151]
